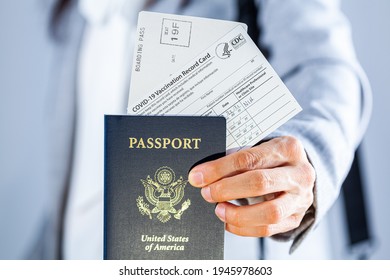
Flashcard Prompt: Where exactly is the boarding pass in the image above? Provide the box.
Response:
[129,11,247,102]
[128,15,302,153]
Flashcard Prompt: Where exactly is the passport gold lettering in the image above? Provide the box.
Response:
[141,234,189,243]
[129,137,201,149]
[141,234,189,252]
[154,244,185,251]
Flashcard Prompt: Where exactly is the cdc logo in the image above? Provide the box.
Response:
[230,33,246,50]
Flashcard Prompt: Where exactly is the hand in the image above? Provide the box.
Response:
[188,136,315,237]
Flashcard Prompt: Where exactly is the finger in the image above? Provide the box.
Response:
[189,136,304,187]
[225,213,305,237]
[201,166,300,203]
[215,194,301,227]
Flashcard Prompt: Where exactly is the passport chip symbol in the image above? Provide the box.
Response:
[136,166,191,223]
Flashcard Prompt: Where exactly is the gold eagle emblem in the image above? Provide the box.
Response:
[136,166,191,223]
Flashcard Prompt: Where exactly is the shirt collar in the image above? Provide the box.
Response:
[78,0,146,25]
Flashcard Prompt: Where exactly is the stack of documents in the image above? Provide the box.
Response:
[127,12,301,153]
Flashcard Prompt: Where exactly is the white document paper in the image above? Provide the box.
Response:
[128,24,302,153]
[129,11,247,102]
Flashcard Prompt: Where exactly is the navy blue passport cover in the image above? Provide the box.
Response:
[104,115,226,260]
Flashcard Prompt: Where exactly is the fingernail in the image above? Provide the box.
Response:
[201,187,213,202]
[215,203,226,222]
[189,171,204,186]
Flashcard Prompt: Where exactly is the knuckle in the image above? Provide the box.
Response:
[233,150,262,171]
[250,170,270,195]
[291,214,304,229]
[283,136,304,160]
[267,202,284,224]
[285,135,302,150]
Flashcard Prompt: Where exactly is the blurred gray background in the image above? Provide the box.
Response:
[0,0,389,259]
[339,0,390,259]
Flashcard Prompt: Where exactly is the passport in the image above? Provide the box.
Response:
[104,115,226,259]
